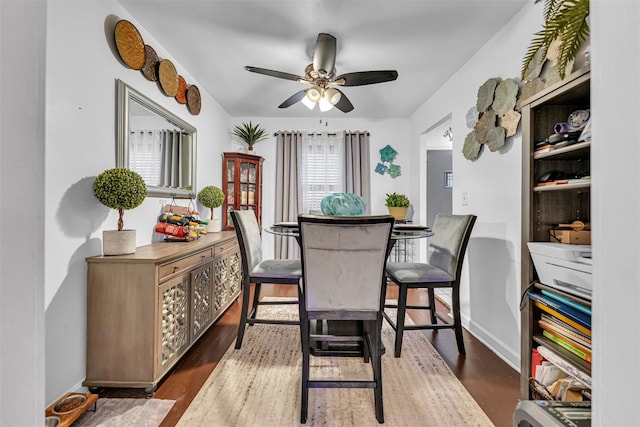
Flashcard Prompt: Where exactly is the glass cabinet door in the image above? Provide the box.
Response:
[222,152,264,230]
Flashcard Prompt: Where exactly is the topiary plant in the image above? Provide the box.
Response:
[385,192,410,207]
[93,168,147,231]
[198,185,225,220]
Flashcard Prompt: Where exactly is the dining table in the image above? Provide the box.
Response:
[264,219,433,357]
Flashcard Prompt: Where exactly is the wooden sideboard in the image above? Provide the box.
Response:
[83,232,241,394]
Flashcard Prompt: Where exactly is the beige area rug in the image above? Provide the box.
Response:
[72,398,175,427]
[178,298,493,426]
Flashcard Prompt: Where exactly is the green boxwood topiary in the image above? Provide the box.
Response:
[198,185,225,219]
[93,168,147,231]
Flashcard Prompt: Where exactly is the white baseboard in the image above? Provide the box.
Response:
[462,314,521,372]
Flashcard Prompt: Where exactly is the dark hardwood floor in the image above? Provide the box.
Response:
[98,284,520,427]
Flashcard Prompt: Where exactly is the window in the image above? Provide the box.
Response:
[300,133,344,213]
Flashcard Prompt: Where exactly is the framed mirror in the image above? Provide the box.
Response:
[116,79,197,198]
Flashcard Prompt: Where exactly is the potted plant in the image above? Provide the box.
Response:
[198,185,225,232]
[385,192,410,221]
[521,0,589,81]
[93,167,147,255]
[231,121,268,151]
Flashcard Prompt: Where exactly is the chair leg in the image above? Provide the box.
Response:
[235,282,252,349]
[370,319,384,424]
[300,318,310,424]
[428,288,438,324]
[452,286,466,356]
[394,285,408,358]
[249,282,262,322]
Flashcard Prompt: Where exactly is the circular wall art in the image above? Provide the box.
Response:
[114,20,146,70]
[158,59,179,97]
[186,85,201,115]
[175,76,187,104]
[141,45,159,81]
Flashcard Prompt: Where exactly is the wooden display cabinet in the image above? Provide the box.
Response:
[222,152,264,230]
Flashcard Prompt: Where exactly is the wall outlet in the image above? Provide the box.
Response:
[461,191,468,206]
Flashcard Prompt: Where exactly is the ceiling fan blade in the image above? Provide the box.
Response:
[312,33,336,78]
[333,89,354,113]
[245,66,303,82]
[278,90,307,108]
[335,70,398,86]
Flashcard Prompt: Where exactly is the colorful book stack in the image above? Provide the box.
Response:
[528,289,592,365]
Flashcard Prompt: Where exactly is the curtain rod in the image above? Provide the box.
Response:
[272,131,371,136]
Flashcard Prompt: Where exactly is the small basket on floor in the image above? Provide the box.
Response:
[529,377,555,400]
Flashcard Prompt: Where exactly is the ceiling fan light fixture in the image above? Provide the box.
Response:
[319,97,333,112]
[324,87,341,106]
[306,86,322,102]
[301,95,317,110]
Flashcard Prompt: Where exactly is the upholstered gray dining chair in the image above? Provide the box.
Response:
[384,213,477,357]
[297,214,395,424]
[231,210,302,349]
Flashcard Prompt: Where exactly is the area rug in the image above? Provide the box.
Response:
[73,398,175,427]
[177,299,494,426]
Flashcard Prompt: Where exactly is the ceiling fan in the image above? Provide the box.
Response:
[245,33,398,113]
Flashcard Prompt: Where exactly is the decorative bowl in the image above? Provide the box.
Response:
[320,193,367,216]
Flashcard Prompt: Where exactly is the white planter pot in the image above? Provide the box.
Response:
[103,229,137,255]
[206,219,222,233]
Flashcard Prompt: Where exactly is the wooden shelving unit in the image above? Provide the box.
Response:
[222,152,264,230]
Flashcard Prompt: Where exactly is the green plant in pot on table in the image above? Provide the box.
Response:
[93,167,147,255]
[385,192,410,221]
[231,121,268,151]
[198,185,225,232]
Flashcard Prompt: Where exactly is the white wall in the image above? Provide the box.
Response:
[408,2,539,368]
[44,1,231,405]
[0,1,47,425]
[591,1,640,424]
[232,116,413,260]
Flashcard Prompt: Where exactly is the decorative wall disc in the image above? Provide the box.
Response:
[523,47,546,82]
[501,110,521,137]
[175,76,187,104]
[486,126,506,152]
[462,130,481,160]
[466,106,479,129]
[474,110,497,145]
[158,59,179,96]
[492,78,519,116]
[141,45,159,81]
[186,85,201,115]
[520,78,545,102]
[114,20,146,70]
[476,78,498,112]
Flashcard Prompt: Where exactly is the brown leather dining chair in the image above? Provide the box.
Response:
[231,210,302,349]
[297,214,395,424]
[384,213,477,357]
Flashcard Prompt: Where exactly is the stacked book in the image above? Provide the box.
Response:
[528,288,592,367]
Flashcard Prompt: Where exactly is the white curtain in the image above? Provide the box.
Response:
[129,129,162,186]
[300,132,344,214]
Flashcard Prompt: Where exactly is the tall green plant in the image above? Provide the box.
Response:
[521,0,590,81]
[231,121,268,148]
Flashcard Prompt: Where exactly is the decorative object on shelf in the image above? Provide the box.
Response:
[231,121,268,151]
[93,167,147,255]
[114,20,146,70]
[385,192,410,220]
[111,19,201,114]
[465,76,523,160]
[521,0,590,82]
[320,192,367,216]
[376,144,402,178]
[198,185,225,232]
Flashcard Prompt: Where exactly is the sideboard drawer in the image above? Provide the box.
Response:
[214,239,238,256]
[159,248,213,280]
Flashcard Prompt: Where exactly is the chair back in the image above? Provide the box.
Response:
[298,215,395,316]
[231,210,263,275]
[428,214,477,281]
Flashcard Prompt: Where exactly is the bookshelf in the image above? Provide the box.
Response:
[520,68,591,400]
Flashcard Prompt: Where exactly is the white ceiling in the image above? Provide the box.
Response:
[118,0,528,119]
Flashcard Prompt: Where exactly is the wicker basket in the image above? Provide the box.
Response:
[529,377,555,400]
